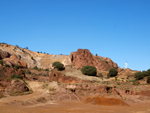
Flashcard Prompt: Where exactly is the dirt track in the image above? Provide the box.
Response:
[0,81,150,113]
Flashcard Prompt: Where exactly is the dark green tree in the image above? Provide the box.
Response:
[81,65,97,76]
[107,68,118,78]
[52,61,64,71]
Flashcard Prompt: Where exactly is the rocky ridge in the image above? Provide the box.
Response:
[0,43,118,71]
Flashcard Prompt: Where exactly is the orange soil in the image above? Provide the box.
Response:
[83,96,128,106]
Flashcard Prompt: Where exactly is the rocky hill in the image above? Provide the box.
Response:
[0,43,118,71]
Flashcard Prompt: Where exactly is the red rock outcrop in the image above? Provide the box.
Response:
[3,55,27,68]
[69,49,118,71]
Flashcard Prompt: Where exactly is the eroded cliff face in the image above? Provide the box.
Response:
[0,44,68,69]
[0,44,118,71]
[66,49,118,71]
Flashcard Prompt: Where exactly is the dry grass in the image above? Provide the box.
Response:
[63,67,108,82]
[9,90,33,96]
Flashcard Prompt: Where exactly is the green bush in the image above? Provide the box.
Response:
[31,56,34,60]
[0,60,3,66]
[14,64,19,69]
[52,61,64,71]
[134,69,150,80]
[107,68,118,78]
[4,64,10,67]
[26,70,31,74]
[45,69,49,71]
[147,69,150,76]
[81,65,97,76]
[10,74,23,79]
[147,76,150,84]
[38,68,42,71]
[33,66,38,70]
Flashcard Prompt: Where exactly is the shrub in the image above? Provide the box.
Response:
[31,56,34,60]
[0,60,3,66]
[4,64,10,67]
[14,64,19,69]
[133,81,140,85]
[10,74,23,79]
[134,69,150,80]
[147,76,150,84]
[38,68,42,71]
[45,69,49,71]
[107,68,118,78]
[33,66,38,70]
[147,69,150,76]
[52,62,64,71]
[134,72,145,80]
[26,70,31,74]
[81,65,97,76]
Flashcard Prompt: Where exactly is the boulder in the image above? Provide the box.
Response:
[0,49,10,59]
[3,55,27,68]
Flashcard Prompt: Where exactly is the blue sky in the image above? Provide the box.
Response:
[0,0,150,71]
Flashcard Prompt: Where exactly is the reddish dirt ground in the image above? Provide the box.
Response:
[0,81,150,113]
[0,101,150,113]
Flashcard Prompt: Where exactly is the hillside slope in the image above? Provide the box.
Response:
[0,43,118,71]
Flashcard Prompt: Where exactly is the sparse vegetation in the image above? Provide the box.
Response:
[147,76,150,84]
[31,56,34,60]
[33,66,38,70]
[52,61,64,71]
[25,47,28,49]
[4,64,10,67]
[26,70,31,74]
[81,65,97,76]
[45,69,49,71]
[0,42,7,44]
[9,90,33,96]
[14,64,20,69]
[22,49,25,52]
[134,69,150,80]
[10,74,23,79]
[107,68,118,78]
[134,72,144,80]
[38,68,42,71]
[105,61,108,64]
[0,60,3,66]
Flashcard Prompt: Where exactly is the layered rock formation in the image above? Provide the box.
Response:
[65,49,118,71]
[3,55,27,68]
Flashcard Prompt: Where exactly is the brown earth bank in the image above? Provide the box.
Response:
[0,81,150,113]
[0,100,150,113]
